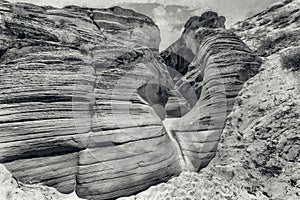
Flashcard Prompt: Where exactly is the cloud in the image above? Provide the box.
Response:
[153,5,166,16]
[152,5,181,50]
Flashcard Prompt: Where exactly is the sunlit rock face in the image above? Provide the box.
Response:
[161,11,262,171]
[232,0,300,56]
[0,1,182,199]
[0,164,84,200]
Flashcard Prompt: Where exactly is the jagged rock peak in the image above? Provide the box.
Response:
[232,0,300,56]
[184,11,226,33]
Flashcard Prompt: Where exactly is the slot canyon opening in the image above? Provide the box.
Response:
[161,47,195,79]
[161,46,201,109]
[137,83,170,120]
[136,82,189,170]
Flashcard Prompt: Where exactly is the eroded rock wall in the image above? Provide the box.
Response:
[0,2,182,199]
[232,0,300,56]
[162,12,262,171]
[119,2,300,199]
[0,2,268,199]
[121,46,300,200]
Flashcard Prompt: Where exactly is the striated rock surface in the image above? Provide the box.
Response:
[0,1,183,199]
[120,1,300,199]
[119,46,300,200]
[2,0,293,199]
[161,11,262,171]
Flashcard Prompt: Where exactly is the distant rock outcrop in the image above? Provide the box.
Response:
[184,11,226,31]
[232,0,300,56]
[161,12,262,171]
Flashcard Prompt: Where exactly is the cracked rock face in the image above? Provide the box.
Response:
[232,0,300,55]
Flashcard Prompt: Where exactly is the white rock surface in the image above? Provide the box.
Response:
[0,164,85,200]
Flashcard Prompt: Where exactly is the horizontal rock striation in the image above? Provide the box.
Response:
[161,11,262,171]
[0,1,183,199]
[119,50,300,200]
[118,2,300,198]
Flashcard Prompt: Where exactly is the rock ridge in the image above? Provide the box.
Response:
[161,11,262,171]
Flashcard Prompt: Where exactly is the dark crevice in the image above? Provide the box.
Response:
[1,145,85,163]
[161,47,195,78]
[0,48,8,59]
[0,109,74,117]
[137,83,170,107]
[253,160,283,177]
[98,124,160,132]
[110,134,165,146]
[0,117,70,124]
[0,96,77,104]
[86,9,102,32]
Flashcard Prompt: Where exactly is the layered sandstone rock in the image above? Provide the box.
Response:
[0,164,84,200]
[120,2,300,199]
[0,1,265,200]
[121,47,300,200]
[161,12,262,171]
[0,1,182,199]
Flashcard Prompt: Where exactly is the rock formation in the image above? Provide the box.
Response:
[0,1,183,199]
[0,164,84,200]
[120,47,300,200]
[161,11,262,171]
[0,1,269,200]
[120,1,300,199]
[232,0,300,55]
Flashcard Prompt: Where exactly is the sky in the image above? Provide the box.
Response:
[9,0,281,50]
